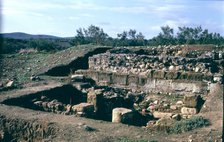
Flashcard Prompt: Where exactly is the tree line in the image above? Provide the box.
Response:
[72,25,224,46]
[1,25,224,54]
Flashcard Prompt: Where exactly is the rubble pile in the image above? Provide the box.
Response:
[89,50,223,75]
[32,96,94,117]
[30,77,147,122]
[27,85,206,126]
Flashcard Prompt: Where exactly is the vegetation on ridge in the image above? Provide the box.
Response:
[1,25,224,54]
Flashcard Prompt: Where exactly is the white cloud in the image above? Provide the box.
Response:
[109,6,148,14]
[2,0,223,37]
[80,13,94,18]
[69,1,98,10]
[2,0,185,20]
[68,16,80,20]
[165,18,190,27]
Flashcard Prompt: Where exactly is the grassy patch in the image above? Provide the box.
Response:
[169,116,210,134]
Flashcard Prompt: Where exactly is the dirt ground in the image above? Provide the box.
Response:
[0,81,222,142]
[0,45,223,142]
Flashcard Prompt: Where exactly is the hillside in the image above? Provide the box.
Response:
[0,45,111,86]
[0,32,62,39]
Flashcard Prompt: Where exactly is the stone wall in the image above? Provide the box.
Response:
[89,52,222,75]
[75,70,209,94]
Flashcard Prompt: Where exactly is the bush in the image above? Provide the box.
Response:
[169,116,210,134]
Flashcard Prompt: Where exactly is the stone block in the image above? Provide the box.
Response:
[112,108,134,124]
[6,80,14,87]
[153,70,165,79]
[183,94,200,108]
[112,74,127,85]
[127,75,139,85]
[65,104,72,112]
[87,89,104,113]
[153,111,173,119]
[98,72,112,84]
[176,101,184,107]
[73,83,91,90]
[34,101,43,106]
[165,72,179,79]
[213,74,223,83]
[71,74,85,82]
[72,103,94,114]
[186,73,203,81]
[181,107,198,115]
[73,103,94,112]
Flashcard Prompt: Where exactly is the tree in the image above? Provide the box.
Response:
[152,25,175,45]
[117,31,128,46]
[136,32,146,46]
[161,25,174,39]
[85,25,108,45]
[73,28,87,45]
[71,24,224,47]
[128,29,137,39]
[177,26,197,44]
[72,25,108,46]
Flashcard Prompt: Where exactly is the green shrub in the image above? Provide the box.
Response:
[169,116,210,134]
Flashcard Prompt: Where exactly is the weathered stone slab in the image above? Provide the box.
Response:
[72,103,94,114]
[153,111,173,119]
[112,108,134,124]
[181,107,198,115]
[71,74,85,82]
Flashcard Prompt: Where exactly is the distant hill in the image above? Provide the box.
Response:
[0,32,63,39]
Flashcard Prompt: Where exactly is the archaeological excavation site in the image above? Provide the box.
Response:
[0,45,223,141]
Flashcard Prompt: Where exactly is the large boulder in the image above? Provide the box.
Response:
[181,107,198,115]
[72,103,94,116]
[112,108,134,124]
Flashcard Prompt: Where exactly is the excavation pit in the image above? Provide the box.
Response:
[1,84,149,126]
[2,84,86,112]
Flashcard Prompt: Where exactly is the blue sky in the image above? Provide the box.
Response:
[2,0,224,38]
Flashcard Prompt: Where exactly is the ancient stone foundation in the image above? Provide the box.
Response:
[76,69,209,95]
[0,46,223,141]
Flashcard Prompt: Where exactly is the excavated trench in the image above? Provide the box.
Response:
[2,84,148,126]
[2,84,85,109]
[45,47,111,76]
